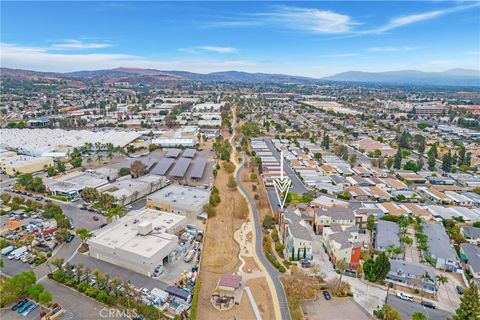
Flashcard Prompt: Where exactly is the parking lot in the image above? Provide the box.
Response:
[2,300,42,320]
[302,296,370,320]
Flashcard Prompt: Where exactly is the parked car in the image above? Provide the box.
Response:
[11,299,27,311]
[65,234,75,243]
[300,259,311,268]
[456,286,464,295]
[93,216,99,221]
[322,290,331,301]
[421,301,436,309]
[100,223,107,228]
[396,292,413,302]
[23,302,38,316]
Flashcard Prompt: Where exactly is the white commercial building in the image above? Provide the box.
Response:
[146,184,210,218]
[88,209,186,276]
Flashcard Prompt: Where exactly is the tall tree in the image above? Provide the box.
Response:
[442,151,453,173]
[130,160,147,178]
[453,283,480,320]
[393,149,402,169]
[427,144,438,171]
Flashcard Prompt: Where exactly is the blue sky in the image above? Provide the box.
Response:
[1,1,479,77]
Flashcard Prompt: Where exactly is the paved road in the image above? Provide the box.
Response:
[387,294,452,320]
[236,154,291,320]
[264,138,308,194]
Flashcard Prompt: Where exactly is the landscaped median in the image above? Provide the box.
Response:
[262,231,286,273]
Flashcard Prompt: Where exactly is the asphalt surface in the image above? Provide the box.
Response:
[387,294,452,320]
[237,154,291,320]
[264,138,308,194]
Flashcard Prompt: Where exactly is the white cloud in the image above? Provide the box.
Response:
[259,6,355,34]
[368,46,423,52]
[0,43,255,73]
[50,39,112,50]
[368,3,480,33]
[322,53,359,58]
[465,50,480,55]
[180,46,238,54]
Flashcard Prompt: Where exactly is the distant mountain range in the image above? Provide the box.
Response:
[322,68,480,86]
[1,67,479,87]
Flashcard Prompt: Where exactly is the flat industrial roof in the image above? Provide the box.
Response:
[89,208,185,258]
[0,129,141,154]
[148,184,210,211]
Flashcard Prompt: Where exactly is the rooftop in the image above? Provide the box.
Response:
[148,184,210,211]
[89,208,185,258]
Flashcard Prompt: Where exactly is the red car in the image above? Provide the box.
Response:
[93,216,99,221]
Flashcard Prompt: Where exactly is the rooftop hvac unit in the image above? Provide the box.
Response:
[138,221,153,236]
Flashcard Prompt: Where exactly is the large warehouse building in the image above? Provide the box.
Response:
[0,151,54,176]
[88,208,186,276]
[146,184,210,218]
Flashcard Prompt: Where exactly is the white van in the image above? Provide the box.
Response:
[396,292,413,302]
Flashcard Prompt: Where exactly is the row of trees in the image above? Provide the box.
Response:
[47,260,165,320]
[0,271,52,307]
[17,173,46,193]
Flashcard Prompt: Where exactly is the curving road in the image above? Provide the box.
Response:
[236,154,291,320]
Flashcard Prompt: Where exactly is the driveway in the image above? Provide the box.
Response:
[436,272,462,311]
[303,297,370,320]
[404,227,421,264]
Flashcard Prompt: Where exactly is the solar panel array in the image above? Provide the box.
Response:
[182,148,197,158]
[190,158,207,179]
[166,148,182,158]
[151,158,175,175]
[169,158,192,177]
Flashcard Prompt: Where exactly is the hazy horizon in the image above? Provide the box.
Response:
[1,1,479,77]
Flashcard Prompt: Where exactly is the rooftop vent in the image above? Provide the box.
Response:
[138,220,153,236]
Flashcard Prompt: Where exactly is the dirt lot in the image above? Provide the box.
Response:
[302,297,370,320]
[246,277,275,320]
[196,159,250,319]
[197,110,276,320]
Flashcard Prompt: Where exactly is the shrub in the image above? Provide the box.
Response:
[223,161,236,173]
[263,215,275,229]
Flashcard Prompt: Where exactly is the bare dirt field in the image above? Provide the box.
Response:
[197,160,251,319]
[246,277,275,320]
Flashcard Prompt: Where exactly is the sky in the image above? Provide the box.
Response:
[1,1,480,77]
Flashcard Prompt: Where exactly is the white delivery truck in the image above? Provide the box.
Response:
[150,288,169,305]
[8,246,27,259]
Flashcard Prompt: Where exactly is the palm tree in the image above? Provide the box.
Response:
[436,275,448,296]
[335,259,349,291]
[51,257,64,272]
[111,277,122,296]
[76,228,93,244]
[75,263,84,284]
